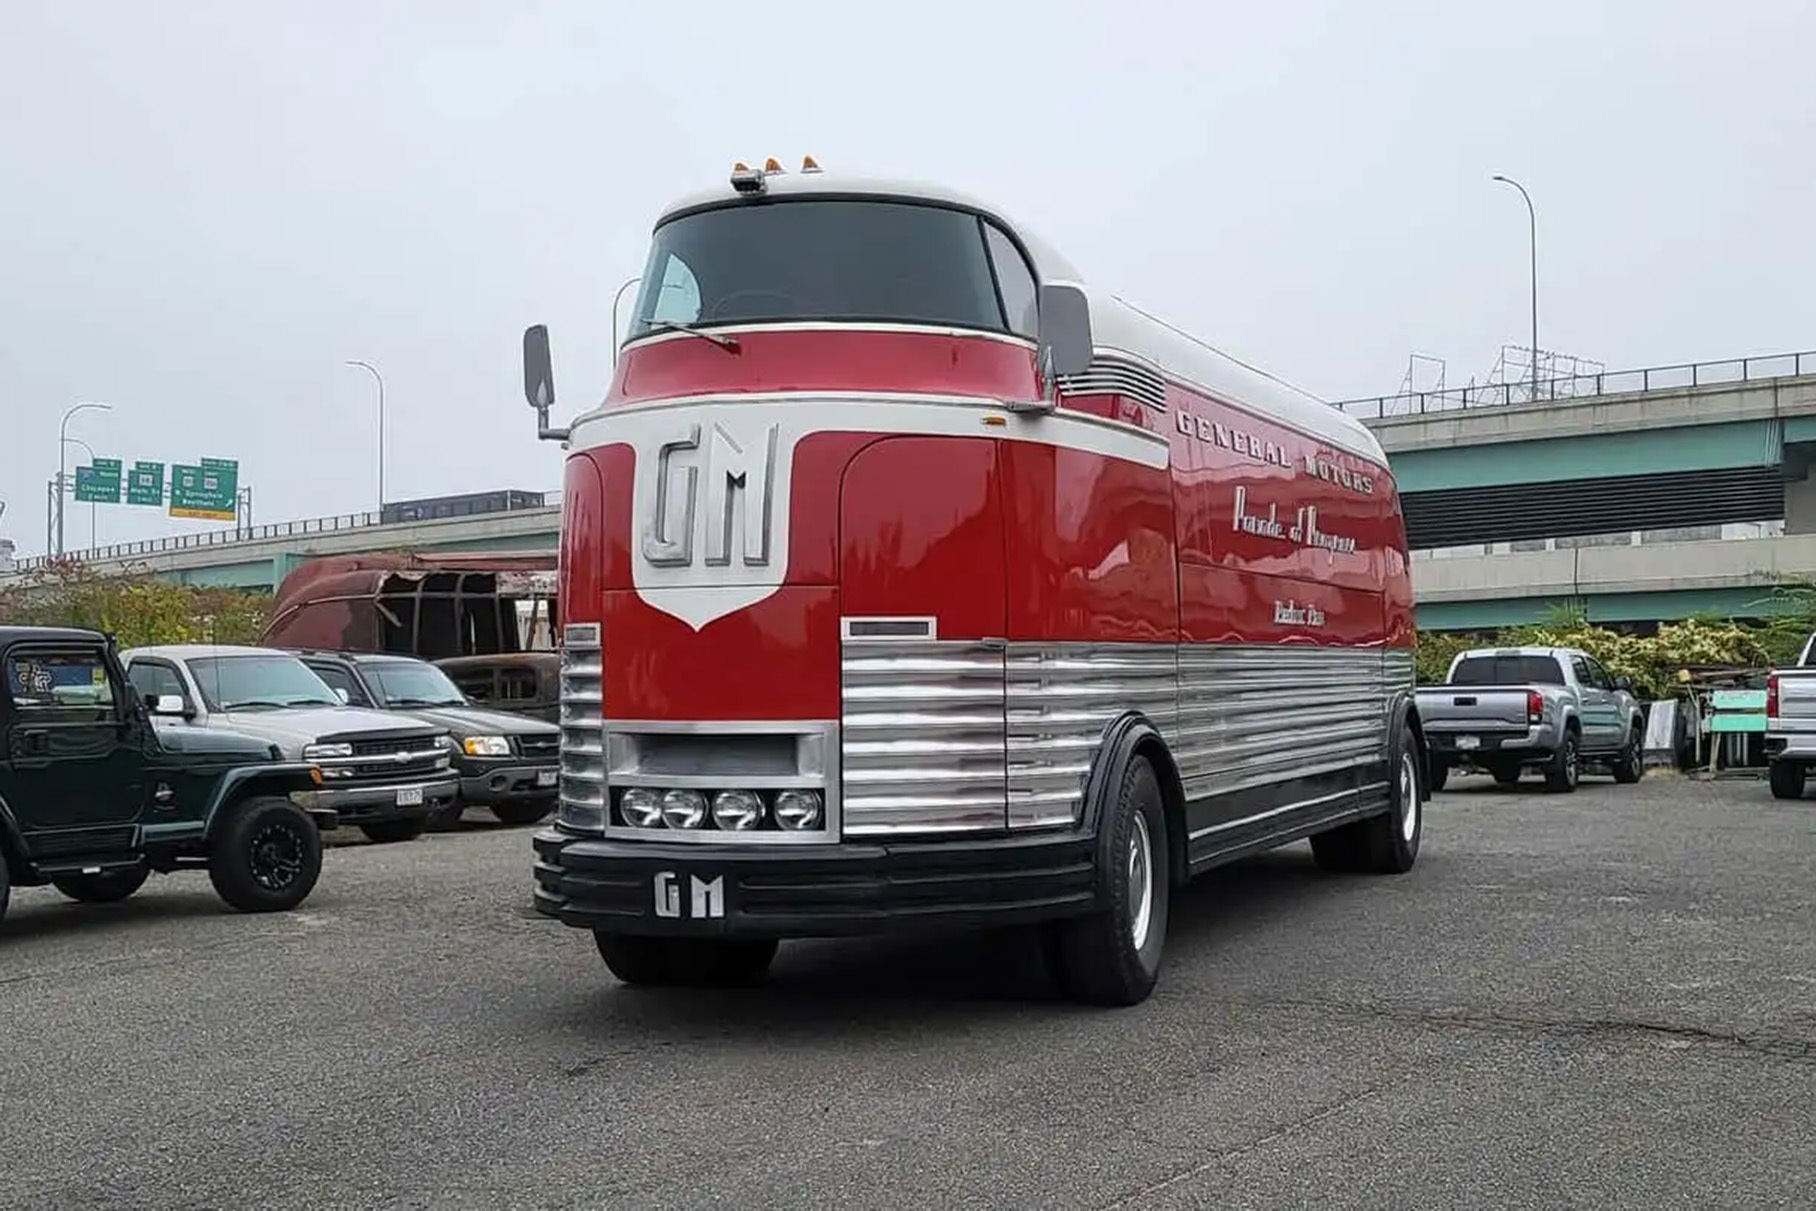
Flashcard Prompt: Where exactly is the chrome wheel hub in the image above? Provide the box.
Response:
[1127,812,1155,951]
[1399,751,1419,843]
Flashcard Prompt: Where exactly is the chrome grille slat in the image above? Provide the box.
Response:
[841,640,1006,836]
[557,632,605,821]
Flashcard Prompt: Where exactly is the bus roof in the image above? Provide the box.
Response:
[652,169,1387,467]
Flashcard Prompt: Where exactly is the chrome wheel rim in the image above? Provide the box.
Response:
[1566,741,1579,785]
[1128,812,1155,951]
[1399,750,1420,843]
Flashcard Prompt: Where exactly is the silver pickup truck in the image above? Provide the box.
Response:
[1414,645,1645,793]
[1763,631,1816,799]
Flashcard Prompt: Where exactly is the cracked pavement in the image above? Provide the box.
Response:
[2,773,1813,1209]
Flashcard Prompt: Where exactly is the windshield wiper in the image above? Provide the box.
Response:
[222,699,290,711]
[390,697,466,708]
[643,321,740,352]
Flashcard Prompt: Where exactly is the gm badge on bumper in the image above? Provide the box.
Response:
[655,870,727,921]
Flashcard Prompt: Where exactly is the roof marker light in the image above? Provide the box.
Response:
[763,157,785,174]
[730,162,767,196]
[801,155,822,173]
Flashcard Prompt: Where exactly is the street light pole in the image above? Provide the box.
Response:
[57,401,111,557]
[344,360,386,510]
[62,435,99,550]
[1492,174,1539,402]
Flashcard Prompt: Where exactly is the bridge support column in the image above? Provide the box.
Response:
[270,552,301,589]
[1784,444,1816,535]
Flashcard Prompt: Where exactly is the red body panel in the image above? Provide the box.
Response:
[556,327,1415,723]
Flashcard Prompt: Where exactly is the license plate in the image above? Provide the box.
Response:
[396,786,425,807]
[1456,736,1480,750]
[536,769,558,788]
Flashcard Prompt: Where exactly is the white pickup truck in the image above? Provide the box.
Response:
[1763,631,1816,798]
[1414,645,1646,793]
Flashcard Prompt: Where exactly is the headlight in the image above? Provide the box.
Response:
[711,789,764,831]
[773,789,823,830]
[619,788,663,828]
[660,789,708,829]
[462,735,512,757]
[303,742,353,760]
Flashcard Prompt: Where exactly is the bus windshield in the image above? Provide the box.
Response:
[625,198,1037,339]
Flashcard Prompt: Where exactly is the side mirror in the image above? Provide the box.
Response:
[1613,676,1633,692]
[523,324,569,443]
[150,694,189,718]
[333,687,351,705]
[1009,282,1093,415]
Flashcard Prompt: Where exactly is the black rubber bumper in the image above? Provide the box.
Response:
[531,828,1102,939]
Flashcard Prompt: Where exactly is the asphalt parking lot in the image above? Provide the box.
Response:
[3,774,1813,1211]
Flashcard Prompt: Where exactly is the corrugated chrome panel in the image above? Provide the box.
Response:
[1174,644,1392,802]
[557,627,605,830]
[840,640,1007,835]
[1057,355,1169,412]
[1005,644,1178,829]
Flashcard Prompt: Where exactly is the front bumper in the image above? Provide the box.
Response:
[531,828,1100,939]
[293,775,459,824]
[458,762,560,806]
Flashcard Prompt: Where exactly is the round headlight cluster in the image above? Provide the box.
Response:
[614,787,824,833]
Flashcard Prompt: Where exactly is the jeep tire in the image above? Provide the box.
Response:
[53,867,150,904]
[1046,752,1171,1008]
[209,796,324,913]
[0,853,11,925]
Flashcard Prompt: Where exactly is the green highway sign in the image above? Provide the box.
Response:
[169,457,240,522]
[72,460,122,504]
[126,461,166,507]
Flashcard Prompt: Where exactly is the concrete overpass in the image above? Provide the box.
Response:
[6,347,1816,630]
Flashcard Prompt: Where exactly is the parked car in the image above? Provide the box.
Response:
[1415,645,1645,792]
[1763,630,1816,798]
[1,626,334,923]
[287,648,559,827]
[434,652,560,725]
[119,644,458,843]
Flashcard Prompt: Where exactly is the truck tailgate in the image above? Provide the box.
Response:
[1415,686,1531,731]
[1775,670,1816,730]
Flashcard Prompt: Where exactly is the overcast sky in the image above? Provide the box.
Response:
[3,0,1811,556]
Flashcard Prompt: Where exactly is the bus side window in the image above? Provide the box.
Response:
[983,224,1038,340]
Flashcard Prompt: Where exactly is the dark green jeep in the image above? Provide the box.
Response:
[0,625,336,924]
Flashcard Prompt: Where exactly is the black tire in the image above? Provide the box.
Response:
[1543,729,1580,794]
[360,818,427,844]
[491,799,555,827]
[208,796,324,913]
[1046,752,1171,1007]
[1427,759,1449,793]
[1491,765,1522,786]
[52,867,150,904]
[1769,761,1806,801]
[1611,724,1645,785]
[426,802,466,832]
[592,933,778,987]
[1311,723,1423,875]
[0,853,11,925]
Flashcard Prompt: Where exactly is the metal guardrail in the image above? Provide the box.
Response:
[1335,350,1816,420]
[11,492,564,572]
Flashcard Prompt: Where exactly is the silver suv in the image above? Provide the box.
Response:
[121,644,457,843]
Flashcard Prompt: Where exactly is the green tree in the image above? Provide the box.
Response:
[0,559,271,648]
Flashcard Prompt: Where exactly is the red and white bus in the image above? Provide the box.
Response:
[527,159,1426,1006]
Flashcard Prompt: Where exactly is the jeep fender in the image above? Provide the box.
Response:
[203,764,337,838]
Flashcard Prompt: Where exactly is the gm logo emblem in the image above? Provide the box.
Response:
[653,871,725,919]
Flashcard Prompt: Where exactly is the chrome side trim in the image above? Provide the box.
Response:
[1174,644,1390,803]
[1188,781,1388,841]
[840,639,1007,835]
[1057,355,1170,413]
[1006,644,1177,829]
[557,630,605,831]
